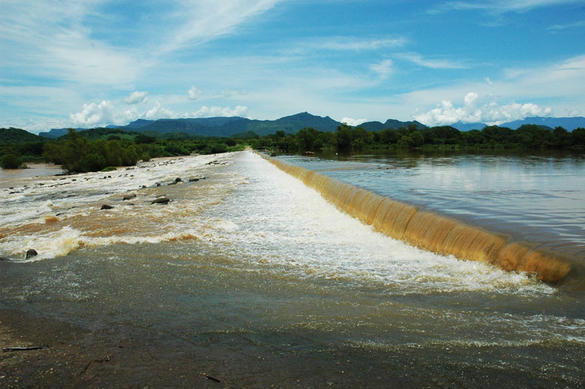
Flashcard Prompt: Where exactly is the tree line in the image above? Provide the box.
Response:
[251,124,585,154]
[1,128,243,172]
[2,124,585,172]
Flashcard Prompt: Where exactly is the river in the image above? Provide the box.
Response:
[1,151,584,387]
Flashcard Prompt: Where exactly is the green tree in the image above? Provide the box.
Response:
[1,153,22,169]
[336,124,353,153]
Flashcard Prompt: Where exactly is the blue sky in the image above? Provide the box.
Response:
[1,0,584,132]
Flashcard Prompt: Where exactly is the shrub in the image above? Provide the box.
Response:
[1,153,22,169]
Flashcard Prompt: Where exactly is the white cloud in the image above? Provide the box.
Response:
[464,91,478,106]
[188,86,203,100]
[308,37,406,51]
[222,89,248,98]
[397,54,585,120]
[548,20,585,31]
[70,100,116,127]
[144,101,176,120]
[341,117,368,126]
[191,105,248,118]
[162,0,280,53]
[370,60,393,79]
[0,1,142,87]
[69,99,249,128]
[414,92,551,126]
[433,0,582,13]
[125,91,149,104]
[397,53,466,69]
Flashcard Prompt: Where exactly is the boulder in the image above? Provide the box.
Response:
[123,194,137,201]
[100,204,114,210]
[25,249,38,259]
[151,197,170,205]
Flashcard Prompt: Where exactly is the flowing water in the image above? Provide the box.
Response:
[1,151,584,387]
[279,153,585,259]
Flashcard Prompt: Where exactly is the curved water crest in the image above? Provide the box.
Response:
[261,153,572,284]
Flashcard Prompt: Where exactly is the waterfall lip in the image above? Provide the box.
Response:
[257,151,574,286]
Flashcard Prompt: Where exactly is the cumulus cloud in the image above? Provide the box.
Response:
[414,92,551,126]
[370,59,393,79]
[341,117,368,126]
[70,100,116,127]
[125,91,149,104]
[70,99,249,127]
[144,101,176,119]
[188,86,203,100]
[192,105,248,118]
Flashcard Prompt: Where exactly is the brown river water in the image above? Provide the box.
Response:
[1,151,584,387]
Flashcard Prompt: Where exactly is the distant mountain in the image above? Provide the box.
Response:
[115,112,342,137]
[33,114,585,140]
[359,119,427,132]
[500,116,585,131]
[446,117,585,132]
[0,127,42,143]
[124,119,155,129]
[38,128,70,138]
[450,122,487,132]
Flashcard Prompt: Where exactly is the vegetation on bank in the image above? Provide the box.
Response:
[40,129,244,173]
[253,124,585,155]
[1,123,585,172]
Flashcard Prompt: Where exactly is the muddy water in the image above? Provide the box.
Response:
[1,151,585,387]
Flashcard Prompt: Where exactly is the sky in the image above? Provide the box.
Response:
[1,0,584,132]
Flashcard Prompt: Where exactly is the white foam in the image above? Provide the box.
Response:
[202,151,554,296]
[3,226,82,262]
[0,153,235,227]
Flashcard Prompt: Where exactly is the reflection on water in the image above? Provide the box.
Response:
[280,153,585,261]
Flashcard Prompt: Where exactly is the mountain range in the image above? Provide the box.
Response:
[449,116,585,132]
[31,113,585,139]
[39,112,343,138]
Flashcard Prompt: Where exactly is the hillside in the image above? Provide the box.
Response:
[34,114,585,139]
[0,127,42,143]
[359,119,426,132]
[119,112,341,137]
[450,116,585,132]
[38,128,70,139]
[501,116,585,131]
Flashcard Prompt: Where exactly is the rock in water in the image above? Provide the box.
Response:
[100,204,114,210]
[123,193,137,201]
[25,249,38,259]
[151,197,170,205]
[174,177,182,183]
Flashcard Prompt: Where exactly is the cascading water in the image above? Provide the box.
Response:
[260,153,572,283]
